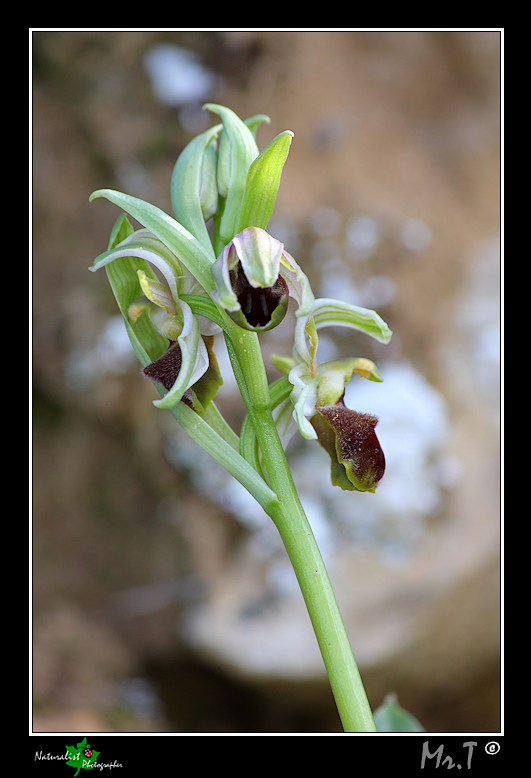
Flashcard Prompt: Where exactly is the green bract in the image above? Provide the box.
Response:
[238,130,294,233]
[373,694,425,732]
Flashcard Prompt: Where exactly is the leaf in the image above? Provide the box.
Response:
[373,694,425,732]
[65,737,101,776]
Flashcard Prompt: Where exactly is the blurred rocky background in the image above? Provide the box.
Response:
[32,30,501,733]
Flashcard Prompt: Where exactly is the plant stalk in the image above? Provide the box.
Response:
[226,326,376,733]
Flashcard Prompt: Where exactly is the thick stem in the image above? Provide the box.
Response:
[226,327,376,733]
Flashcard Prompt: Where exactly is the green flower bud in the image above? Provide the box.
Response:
[199,139,219,221]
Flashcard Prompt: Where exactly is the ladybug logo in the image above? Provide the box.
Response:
[84,749,93,758]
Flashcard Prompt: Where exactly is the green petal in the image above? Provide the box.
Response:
[137,269,176,314]
[315,358,382,405]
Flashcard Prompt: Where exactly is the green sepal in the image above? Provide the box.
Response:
[91,234,184,303]
[89,189,216,294]
[170,123,222,255]
[295,297,393,366]
[238,130,293,233]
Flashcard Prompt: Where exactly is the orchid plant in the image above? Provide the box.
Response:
[89,104,419,732]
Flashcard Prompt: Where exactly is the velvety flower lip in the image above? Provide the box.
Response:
[143,340,188,393]
[311,403,385,493]
[233,265,289,330]
[211,226,314,332]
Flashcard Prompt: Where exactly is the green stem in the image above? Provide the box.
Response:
[225,325,376,733]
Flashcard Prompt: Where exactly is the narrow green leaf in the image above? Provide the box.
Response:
[238,130,293,233]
